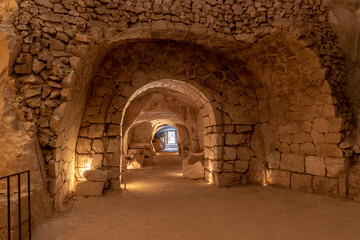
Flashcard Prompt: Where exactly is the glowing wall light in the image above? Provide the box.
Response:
[263,169,269,186]
[207,161,214,184]
[77,155,92,181]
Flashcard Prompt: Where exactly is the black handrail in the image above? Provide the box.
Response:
[0,170,31,240]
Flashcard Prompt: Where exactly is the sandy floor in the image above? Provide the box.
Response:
[33,155,360,240]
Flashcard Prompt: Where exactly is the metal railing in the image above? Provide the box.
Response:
[0,170,31,240]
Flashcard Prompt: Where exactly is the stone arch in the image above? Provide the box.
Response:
[238,30,349,195]
[121,79,217,130]
[120,79,218,160]
[75,41,256,190]
[4,0,352,209]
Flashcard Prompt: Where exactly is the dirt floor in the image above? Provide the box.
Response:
[33,155,360,240]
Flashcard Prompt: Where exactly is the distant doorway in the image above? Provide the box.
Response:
[152,125,178,153]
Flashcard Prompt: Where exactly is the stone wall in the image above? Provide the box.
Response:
[0,23,51,233]
[0,0,354,208]
[75,41,256,188]
[325,1,360,200]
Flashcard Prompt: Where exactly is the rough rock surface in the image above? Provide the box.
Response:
[83,169,108,182]
[75,181,104,196]
[182,154,205,180]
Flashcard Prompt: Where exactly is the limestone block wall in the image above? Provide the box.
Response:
[1,0,352,207]
[75,41,257,187]
[241,30,348,195]
[325,1,360,200]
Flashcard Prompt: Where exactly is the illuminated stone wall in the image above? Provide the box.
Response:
[0,0,356,209]
[75,41,256,187]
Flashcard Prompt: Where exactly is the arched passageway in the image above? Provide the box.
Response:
[74,40,258,193]
[0,0,351,213]
[3,1,360,238]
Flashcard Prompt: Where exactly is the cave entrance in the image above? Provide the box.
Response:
[153,125,178,153]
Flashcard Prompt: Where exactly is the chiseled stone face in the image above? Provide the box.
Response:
[280,153,305,173]
[305,156,325,176]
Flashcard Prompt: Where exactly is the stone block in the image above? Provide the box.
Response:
[83,169,108,182]
[88,124,105,138]
[224,147,237,160]
[75,181,104,196]
[235,161,249,173]
[92,139,104,153]
[311,130,324,145]
[91,154,103,168]
[21,85,42,98]
[15,64,32,74]
[312,118,328,133]
[225,134,246,145]
[26,97,41,108]
[214,172,241,187]
[182,158,204,179]
[322,105,336,117]
[312,176,338,195]
[107,138,120,152]
[266,170,290,188]
[325,157,348,177]
[280,153,304,173]
[291,173,312,192]
[299,142,316,155]
[305,156,325,176]
[237,147,251,160]
[79,127,88,137]
[316,143,343,157]
[19,74,44,84]
[76,138,92,154]
[32,59,46,73]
